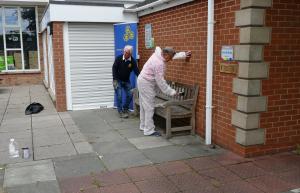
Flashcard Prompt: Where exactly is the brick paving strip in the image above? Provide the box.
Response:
[58,152,300,193]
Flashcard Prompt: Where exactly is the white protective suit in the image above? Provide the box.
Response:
[137,47,187,135]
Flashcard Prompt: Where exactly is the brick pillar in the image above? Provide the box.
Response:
[232,0,272,146]
[52,22,67,112]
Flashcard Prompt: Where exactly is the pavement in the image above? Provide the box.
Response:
[0,85,299,193]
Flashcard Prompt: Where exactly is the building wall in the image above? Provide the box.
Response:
[138,0,208,137]
[138,0,244,155]
[52,22,67,112]
[246,0,300,156]
[138,0,300,157]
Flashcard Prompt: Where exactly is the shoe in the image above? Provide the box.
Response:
[148,131,161,137]
[120,112,129,119]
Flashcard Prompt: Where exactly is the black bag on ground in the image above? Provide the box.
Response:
[25,103,44,115]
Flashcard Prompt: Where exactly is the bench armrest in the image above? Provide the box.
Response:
[157,99,194,108]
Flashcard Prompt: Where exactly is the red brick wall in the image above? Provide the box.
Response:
[0,72,42,86]
[245,0,300,157]
[52,22,67,112]
[138,0,208,138]
[138,0,245,155]
[212,0,242,155]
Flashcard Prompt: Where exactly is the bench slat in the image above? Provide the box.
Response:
[171,126,192,132]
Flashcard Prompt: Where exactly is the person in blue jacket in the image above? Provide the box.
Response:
[112,45,139,118]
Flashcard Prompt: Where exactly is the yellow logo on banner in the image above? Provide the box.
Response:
[123,25,134,42]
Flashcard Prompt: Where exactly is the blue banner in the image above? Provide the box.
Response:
[114,23,138,110]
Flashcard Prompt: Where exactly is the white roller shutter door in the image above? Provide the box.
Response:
[68,23,115,110]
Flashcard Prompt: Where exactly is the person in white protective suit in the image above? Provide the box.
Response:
[137,47,191,136]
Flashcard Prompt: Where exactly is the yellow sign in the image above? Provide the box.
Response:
[123,25,134,42]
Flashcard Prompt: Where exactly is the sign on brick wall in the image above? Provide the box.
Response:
[221,46,234,61]
[145,24,154,49]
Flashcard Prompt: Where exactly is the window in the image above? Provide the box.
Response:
[5,8,18,26]
[0,8,5,71]
[0,6,39,72]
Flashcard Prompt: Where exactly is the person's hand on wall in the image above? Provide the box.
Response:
[113,80,118,90]
[186,51,192,58]
[185,51,192,62]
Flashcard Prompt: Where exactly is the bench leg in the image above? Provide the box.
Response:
[166,107,171,139]
[134,103,139,117]
[191,113,195,135]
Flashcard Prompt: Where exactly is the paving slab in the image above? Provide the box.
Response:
[74,142,94,154]
[198,167,241,184]
[142,145,191,163]
[33,127,67,136]
[53,153,106,179]
[33,133,71,147]
[32,118,64,129]
[227,162,267,179]
[168,171,212,192]
[5,180,61,193]
[117,127,145,138]
[125,165,163,182]
[181,144,223,157]
[0,117,31,128]
[169,135,203,145]
[220,180,264,193]
[135,176,180,193]
[4,160,56,188]
[64,125,82,133]
[157,161,192,176]
[58,112,73,120]
[101,150,152,171]
[93,170,131,187]
[34,143,77,160]
[128,136,172,150]
[58,175,95,193]
[69,131,87,142]
[100,183,140,193]
[279,169,300,187]
[85,130,124,143]
[185,157,221,171]
[254,157,298,173]
[92,139,136,155]
[109,120,140,130]
[247,174,297,193]
[60,118,76,127]
[211,151,251,166]
[70,111,109,131]
[0,129,31,137]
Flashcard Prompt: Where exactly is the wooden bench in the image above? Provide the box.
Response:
[132,81,199,138]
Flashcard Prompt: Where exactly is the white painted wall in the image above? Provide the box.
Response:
[40,4,138,31]
[0,0,48,5]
